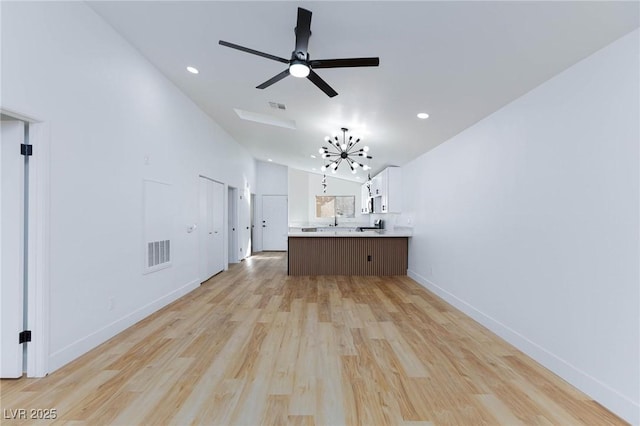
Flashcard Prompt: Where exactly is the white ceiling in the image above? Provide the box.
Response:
[88,1,639,181]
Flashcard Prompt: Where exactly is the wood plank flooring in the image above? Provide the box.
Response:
[0,252,626,425]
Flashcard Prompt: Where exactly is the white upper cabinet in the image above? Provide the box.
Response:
[360,183,371,214]
[372,166,402,213]
[371,173,383,197]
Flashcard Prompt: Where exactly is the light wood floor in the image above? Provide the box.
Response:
[1,252,625,425]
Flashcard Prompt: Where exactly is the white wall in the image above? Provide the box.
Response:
[287,168,368,227]
[288,168,310,224]
[403,30,639,423]
[1,2,256,372]
[254,160,288,252]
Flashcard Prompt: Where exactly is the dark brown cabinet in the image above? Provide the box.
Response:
[288,237,408,276]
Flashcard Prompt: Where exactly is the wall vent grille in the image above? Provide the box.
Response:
[147,240,170,268]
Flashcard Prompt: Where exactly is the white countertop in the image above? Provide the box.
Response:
[288,230,412,238]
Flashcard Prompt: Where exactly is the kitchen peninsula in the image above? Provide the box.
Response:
[288,228,411,276]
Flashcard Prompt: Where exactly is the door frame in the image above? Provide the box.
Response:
[1,108,50,378]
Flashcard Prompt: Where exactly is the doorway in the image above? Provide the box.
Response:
[262,195,288,251]
[198,176,225,282]
[0,110,49,379]
[1,119,26,378]
[250,193,255,255]
[227,186,238,266]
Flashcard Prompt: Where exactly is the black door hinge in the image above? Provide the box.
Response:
[19,330,32,344]
[20,144,33,156]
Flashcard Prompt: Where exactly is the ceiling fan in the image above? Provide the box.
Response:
[219,7,379,98]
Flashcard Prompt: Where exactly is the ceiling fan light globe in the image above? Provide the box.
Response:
[289,63,310,78]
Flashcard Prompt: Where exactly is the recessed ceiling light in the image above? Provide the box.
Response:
[186,66,199,74]
[417,112,429,119]
[267,158,273,162]
[310,154,316,159]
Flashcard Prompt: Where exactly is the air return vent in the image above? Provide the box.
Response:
[268,101,286,110]
[147,240,170,268]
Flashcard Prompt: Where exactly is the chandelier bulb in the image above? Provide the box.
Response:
[321,166,327,171]
[353,162,359,168]
[363,146,369,152]
[331,169,336,174]
[363,165,370,171]
[352,169,357,174]
[341,144,347,150]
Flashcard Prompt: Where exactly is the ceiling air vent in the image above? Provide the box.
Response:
[268,101,286,110]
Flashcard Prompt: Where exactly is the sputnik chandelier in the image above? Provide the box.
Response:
[319,127,372,174]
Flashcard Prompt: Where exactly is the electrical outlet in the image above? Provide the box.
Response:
[108,297,115,311]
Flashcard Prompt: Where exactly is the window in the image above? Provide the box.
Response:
[315,195,355,218]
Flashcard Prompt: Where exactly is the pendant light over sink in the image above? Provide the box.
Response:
[319,128,372,174]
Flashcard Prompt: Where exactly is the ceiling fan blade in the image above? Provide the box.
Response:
[219,40,289,64]
[294,8,312,55]
[310,57,380,69]
[256,69,290,89]
[307,70,338,98]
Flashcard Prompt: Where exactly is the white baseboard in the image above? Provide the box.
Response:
[407,269,639,425]
[48,279,200,373]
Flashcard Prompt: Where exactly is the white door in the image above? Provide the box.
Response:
[227,186,241,263]
[239,192,250,259]
[199,177,224,282]
[262,195,288,251]
[1,121,25,378]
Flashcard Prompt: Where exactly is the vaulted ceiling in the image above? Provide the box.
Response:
[89,1,639,181]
